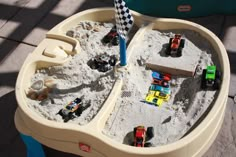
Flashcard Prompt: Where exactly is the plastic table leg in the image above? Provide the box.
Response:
[20,133,46,157]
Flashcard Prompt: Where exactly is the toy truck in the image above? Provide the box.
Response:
[201,65,221,89]
[166,34,185,57]
[133,126,154,147]
[102,26,119,45]
[90,53,117,72]
[58,98,89,122]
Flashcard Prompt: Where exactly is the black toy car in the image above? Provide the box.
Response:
[90,53,117,72]
[58,98,87,122]
[102,26,119,45]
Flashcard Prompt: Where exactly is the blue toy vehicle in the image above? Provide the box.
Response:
[152,71,171,81]
[150,84,171,95]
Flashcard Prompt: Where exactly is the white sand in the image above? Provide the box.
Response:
[103,29,218,146]
[27,21,219,146]
[27,22,119,125]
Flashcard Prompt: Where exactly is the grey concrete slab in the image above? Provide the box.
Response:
[0,0,30,28]
[0,39,35,97]
[203,98,236,157]
[0,0,58,43]
[0,38,18,63]
[188,15,225,37]
[75,0,114,12]
[0,38,18,97]
[220,15,236,97]
[23,0,87,45]
[221,16,236,49]
[23,0,114,45]
[0,0,58,66]
[0,39,34,72]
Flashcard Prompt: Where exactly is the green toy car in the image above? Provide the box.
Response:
[201,65,221,89]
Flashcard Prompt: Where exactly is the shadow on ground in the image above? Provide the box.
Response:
[227,50,236,75]
[0,72,18,87]
[0,91,26,157]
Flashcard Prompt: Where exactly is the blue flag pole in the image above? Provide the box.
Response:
[119,35,127,66]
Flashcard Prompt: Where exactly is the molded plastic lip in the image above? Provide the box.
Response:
[15,8,230,157]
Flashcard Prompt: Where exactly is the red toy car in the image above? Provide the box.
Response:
[152,79,170,88]
[166,34,185,57]
[133,126,154,147]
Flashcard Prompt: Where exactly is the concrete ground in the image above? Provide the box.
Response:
[0,0,236,157]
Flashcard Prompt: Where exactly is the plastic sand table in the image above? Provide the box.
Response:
[14,8,230,157]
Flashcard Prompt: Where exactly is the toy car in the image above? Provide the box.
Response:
[145,93,164,106]
[201,65,221,89]
[133,126,154,147]
[150,84,171,95]
[154,90,170,101]
[58,98,84,122]
[145,90,170,106]
[90,53,117,72]
[152,71,171,81]
[166,34,185,57]
[102,26,119,45]
[152,79,170,88]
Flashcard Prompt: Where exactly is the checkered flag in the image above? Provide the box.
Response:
[114,0,134,39]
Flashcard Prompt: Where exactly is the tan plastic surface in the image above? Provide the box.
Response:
[15,8,230,157]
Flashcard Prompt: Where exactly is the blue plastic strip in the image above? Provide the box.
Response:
[20,133,46,157]
[119,35,127,66]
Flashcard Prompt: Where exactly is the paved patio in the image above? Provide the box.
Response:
[0,0,236,157]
